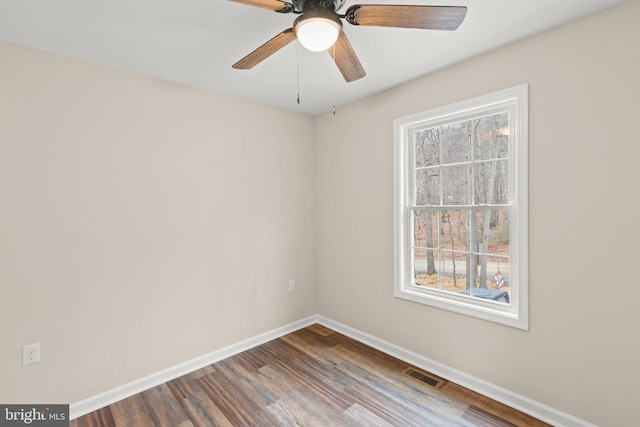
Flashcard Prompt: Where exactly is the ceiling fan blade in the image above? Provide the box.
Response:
[345,5,467,30]
[233,28,296,69]
[329,32,366,82]
[229,0,292,13]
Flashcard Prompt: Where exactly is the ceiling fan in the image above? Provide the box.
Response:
[230,0,467,82]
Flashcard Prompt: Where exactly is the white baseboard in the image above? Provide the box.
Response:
[71,314,593,427]
[70,316,317,419]
[316,316,594,427]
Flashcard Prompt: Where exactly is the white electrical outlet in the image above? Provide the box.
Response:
[288,279,296,292]
[22,343,40,366]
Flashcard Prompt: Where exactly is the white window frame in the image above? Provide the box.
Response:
[393,84,528,330]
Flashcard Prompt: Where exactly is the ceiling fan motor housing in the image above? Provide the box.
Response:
[293,0,346,13]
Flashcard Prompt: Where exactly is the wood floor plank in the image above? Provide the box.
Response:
[140,383,191,427]
[70,406,115,427]
[109,394,155,427]
[462,405,519,427]
[216,358,276,408]
[255,363,351,427]
[186,365,216,380]
[232,347,270,372]
[340,403,396,427]
[275,390,352,427]
[265,400,304,426]
[196,369,277,426]
[306,323,335,337]
[71,325,550,427]
[181,391,234,427]
[255,339,354,414]
[168,375,202,401]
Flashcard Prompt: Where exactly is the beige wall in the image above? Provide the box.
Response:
[315,2,639,426]
[0,41,316,404]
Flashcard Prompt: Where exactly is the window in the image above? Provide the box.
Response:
[393,85,528,329]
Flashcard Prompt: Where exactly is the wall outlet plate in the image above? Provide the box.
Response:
[23,343,40,365]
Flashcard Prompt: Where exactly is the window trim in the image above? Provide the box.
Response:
[393,85,528,330]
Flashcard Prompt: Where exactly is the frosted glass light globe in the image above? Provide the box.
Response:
[294,13,342,52]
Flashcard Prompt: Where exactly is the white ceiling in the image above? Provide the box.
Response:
[0,0,626,115]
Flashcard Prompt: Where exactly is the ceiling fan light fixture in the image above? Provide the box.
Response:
[294,11,342,52]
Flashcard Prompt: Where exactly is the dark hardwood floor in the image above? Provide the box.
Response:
[71,324,549,426]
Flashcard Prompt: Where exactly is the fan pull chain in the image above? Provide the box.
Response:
[330,44,337,115]
[296,41,301,105]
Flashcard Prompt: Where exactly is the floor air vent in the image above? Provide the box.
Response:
[403,368,447,389]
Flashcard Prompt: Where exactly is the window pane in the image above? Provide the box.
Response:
[413,210,439,249]
[487,210,510,256]
[473,113,509,161]
[440,121,470,164]
[465,209,509,256]
[414,249,441,289]
[468,253,511,290]
[464,251,510,304]
[414,249,467,293]
[415,129,440,168]
[475,160,509,204]
[442,165,471,205]
[415,169,440,205]
[454,253,507,295]
[469,210,510,256]
[440,210,509,255]
[440,210,466,253]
